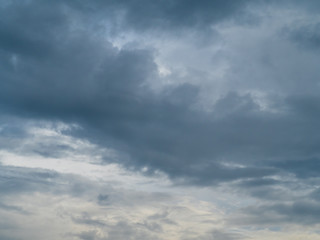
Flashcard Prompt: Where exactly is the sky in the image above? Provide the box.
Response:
[1,0,320,239]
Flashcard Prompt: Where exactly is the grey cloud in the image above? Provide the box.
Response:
[2,1,320,238]
[0,164,199,240]
[281,0,320,13]
[1,0,320,189]
[74,221,162,240]
[76,231,100,240]
[233,178,294,201]
[286,94,320,120]
[33,143,74,158]
[233,201,320,226]
[0,164,108,199]
[274,158,320,179]
[0,164,59,195]
[0,1,66,58]
[138,221,163,233]
[97,194,110,205]
[72,212,106,227]
[310,188,320,201]
[0,117,31,151]
[209,230,244,240]
[0,202,30,215]
[184,229,245,240]
[75,231,105,240]
[237,178,280,188]
[281,22,320,50]
[147,210,178,226]
[240,184,295,202]
[104,221,161,240]
[0,165,166,239]
[0,235,19,240]
[0,0,273,185]
[64,0,255,32]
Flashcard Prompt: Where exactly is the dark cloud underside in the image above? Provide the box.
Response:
[1,0,320,188]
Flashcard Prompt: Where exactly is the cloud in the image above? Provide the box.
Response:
[64,0,255,32]
[75,230,101,240]
[283,23,320,50]
[0,0,270,185]
[209,230,245,240]
[0,164,59,195]
[0,161,227,240]
[1,0,320,188]
[72,212,107,227]
[232,201,320,226]
[2,1,320,238]
[0,202,30,215]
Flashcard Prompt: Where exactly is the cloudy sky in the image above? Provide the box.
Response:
[1,0,320,239]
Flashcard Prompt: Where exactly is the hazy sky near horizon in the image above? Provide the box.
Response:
[1,0,320,239]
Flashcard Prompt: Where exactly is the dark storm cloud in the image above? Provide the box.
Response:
[274,158,320,179]
[1,0,320,187]
[282,23,320,50]
[0,1,66,58]
[237,178,279,188]
[64,0,254,31]
[235,178,296,202]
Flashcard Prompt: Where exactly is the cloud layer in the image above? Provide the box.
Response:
[1,0,320,239]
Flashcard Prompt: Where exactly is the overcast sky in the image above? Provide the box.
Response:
[1,0,320,239]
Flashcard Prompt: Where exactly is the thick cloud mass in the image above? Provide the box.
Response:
[1,0,320,187]
[65,0,253,30]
